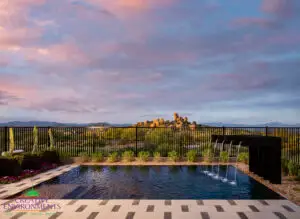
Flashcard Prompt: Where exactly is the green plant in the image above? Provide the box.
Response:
[186,150,197,162]
[138,151,150,162]
[48,128,55,151]
[59,152,73,164]
[13,155,24,165]
[281,158,289,175]
[203,148,213,162]
[9,128,15,155]
[153,151,161,161]
[237,152,249,164]
[79,152,90,162]
[32,126,38,154]
[220,151,229,162]
[168,150,179,162]
[122,150,135,162]
[92,152,104,162]
[107,152,118,163]
[288,161,299,176]
[156,143,173,157]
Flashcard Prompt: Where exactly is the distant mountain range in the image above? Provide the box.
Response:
[0,121,132,127]
[0,121,299,127]
[202,122,300,127]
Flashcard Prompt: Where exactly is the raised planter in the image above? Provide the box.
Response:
[42,151,60,164]
[0,157,22,176]
[21,154,42,170]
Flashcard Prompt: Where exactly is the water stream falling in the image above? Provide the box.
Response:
[207,140,218,176]
[221,141,233,183]
[213,140,224,179]
[229,141,242,185]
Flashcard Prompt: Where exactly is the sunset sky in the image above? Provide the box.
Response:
[0,0,300,124]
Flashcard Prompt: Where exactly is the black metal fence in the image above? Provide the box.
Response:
[0,126,299,163]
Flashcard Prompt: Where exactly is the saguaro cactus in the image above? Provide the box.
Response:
[48,128,55,151]
[9,128,15,155]
[32,126,38,154]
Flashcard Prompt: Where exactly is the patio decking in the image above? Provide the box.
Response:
[1,199,300,219]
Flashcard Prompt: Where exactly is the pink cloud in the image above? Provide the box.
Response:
[232,17,279,28]
[261,0,293,17]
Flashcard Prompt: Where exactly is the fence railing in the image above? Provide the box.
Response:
[0,126,299,163]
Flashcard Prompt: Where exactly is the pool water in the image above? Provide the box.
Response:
[30,165,283,199]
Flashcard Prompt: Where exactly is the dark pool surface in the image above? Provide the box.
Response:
[33,165,283,199]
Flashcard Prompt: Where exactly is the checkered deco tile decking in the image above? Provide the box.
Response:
[0,199,299,219]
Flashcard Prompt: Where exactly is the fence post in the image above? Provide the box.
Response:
[265,126,268,136]
[4,126,8,152]
[135,126,138,157]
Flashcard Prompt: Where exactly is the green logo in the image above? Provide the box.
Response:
[24,188,40,197]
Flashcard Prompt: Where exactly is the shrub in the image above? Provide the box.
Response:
[281,158,289,176]
[153,151,161,162]
[220,151,229,162]
[186,150,197,162]
[92,152,104,162]
[21,153,42,170]
[168,150,179,162]
[59,152,73,164]
[203,148,213,162]
[79,152,90,163]
[107,152,119,163]
[0,157,22,176]
[13,155,24,165]
[288,161,299,176]
[122,150,135,162]
[138,151,150,162]
[237,152,249,164]
[42,150,60,164]
[156,143,172,157]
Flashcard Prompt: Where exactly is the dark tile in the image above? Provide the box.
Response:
[125,212,135,219]
[10,212,26,219]
[0,190,7,194]
[112,205,121,212]
[75,205,87,212]
[87,212,99,219]
[196,200,204,205]
[146,205,154,212]
[248,205,259,212]
[200,212,210,219]
[237,212,248,219]
[181,205,189,212]
[165,200,171,206]
[132,200,140,205]
[99,200,109,205]
[274,212,288,219]
[228,200,237,205]
[48,212,63,219]
[282,205,295,212]
[164,212,172,219]
[32,177,40,180]
[215,205,224,212]
[259,200,269,206]
[16,183,26,187]
[67,200,77,205]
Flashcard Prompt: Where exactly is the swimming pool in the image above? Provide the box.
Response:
[25,165,283,199]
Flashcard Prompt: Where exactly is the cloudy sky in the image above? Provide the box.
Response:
[0,0,300,124]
